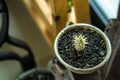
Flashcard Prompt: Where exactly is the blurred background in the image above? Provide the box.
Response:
[0,0,120,80]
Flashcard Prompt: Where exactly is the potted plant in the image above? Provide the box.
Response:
[54,23,111,74]
[17,68,55,80]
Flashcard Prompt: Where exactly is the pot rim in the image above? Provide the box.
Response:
[54,23,111,73]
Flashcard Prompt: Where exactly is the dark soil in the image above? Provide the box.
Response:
[58,28,106,69]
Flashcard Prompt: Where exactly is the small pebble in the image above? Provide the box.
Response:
[99,51,105,56]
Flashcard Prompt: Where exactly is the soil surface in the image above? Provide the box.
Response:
[58,28,106,69]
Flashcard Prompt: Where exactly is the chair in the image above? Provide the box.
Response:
[0,0,36,72]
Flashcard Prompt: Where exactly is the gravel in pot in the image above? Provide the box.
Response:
[55,23,111,74]
[58,27,106,69]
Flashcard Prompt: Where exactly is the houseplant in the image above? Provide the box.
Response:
[54,23,111,74]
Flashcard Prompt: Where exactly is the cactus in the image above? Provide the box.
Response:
[73,34,88,51]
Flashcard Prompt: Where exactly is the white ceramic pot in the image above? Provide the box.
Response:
[54,23,111,74]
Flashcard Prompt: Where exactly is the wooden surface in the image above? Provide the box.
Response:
[72,0,90,23]
[72,71,101,80]
[46,0,68,33]
[107,47,120,80]
[53,0,68,33]
[23,0,91,48]
[23,0,56,48]
[101,20,120,80]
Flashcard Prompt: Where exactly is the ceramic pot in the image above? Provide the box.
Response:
[54,23,111,74]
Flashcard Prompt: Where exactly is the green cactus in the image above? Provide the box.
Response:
[73,34,88,51]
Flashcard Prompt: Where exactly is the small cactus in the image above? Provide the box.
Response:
[73,34,88,51]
